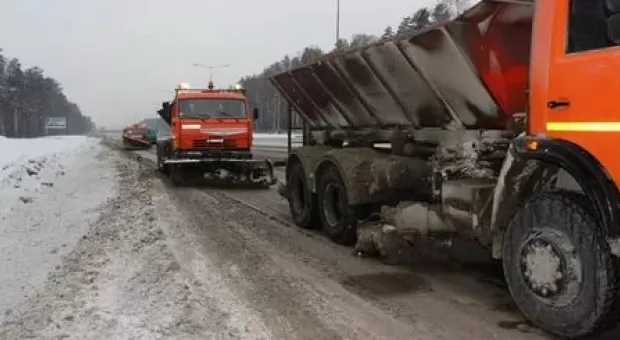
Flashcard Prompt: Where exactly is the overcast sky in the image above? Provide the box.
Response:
[0,0,437,128]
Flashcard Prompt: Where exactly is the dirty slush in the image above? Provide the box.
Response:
[0,154,237,339]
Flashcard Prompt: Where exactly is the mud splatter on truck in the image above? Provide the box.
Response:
[271,0,620,338]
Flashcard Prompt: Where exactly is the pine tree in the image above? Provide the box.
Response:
[409,8,432,30]
[0,50,94,137]
[396,16,411,36]
[431,2,451,22]
[380,26,394,41]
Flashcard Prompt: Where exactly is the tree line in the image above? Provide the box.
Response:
[240,0,469,132]
[0,48,94,138]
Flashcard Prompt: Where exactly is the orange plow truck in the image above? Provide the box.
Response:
[155,82,275,187]
[271,0,620,337]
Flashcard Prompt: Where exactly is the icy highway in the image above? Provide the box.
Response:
[2,135,620,339]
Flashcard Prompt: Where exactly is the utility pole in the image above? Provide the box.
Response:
[336,0,340,44]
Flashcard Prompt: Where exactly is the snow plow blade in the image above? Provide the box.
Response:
[165,157,277,188]
[268,0,532,132]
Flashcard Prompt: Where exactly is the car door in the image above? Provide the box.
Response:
[543,0,620,185]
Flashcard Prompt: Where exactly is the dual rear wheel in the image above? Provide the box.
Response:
[287,162,356,244]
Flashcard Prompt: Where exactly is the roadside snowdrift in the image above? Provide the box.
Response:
[0,136,98,202]
[0,136,92,170]
[0,136,116,321]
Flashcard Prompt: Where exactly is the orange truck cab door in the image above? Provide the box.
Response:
[531,0,620,186]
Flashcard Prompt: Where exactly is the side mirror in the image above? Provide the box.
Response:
[252,108,259,119]
[157,101,171,124]
[607,0,620,13]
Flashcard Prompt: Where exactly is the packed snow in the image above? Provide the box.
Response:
[3,133,611,339]
[1,139,275,339]
[253,133,301,139]
[0,136,93,174]
[253,133,302,148]
[0,136,116,322]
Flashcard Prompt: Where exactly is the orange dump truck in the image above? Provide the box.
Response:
[155,82,275,187]
[271,0,620,337]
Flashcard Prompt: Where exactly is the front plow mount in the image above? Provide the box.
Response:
[162,157,277,188]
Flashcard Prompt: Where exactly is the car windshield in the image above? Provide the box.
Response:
[142,119,159,130]
[179,99,246,119]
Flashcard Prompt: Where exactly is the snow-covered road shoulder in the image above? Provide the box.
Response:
[0,136,103,206]
[0,136,117,321]
[1,144,266,339]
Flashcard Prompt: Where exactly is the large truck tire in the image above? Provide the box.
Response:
[286,161,318,229]
[316,164,357,245]
[503,192,620,338]
[160,161,170,175]
[170,165,183,186]
[156,148,169,175]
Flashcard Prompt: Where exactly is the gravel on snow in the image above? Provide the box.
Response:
[0,147,268,339]
[8,139,620,340]
[0,139,116,321]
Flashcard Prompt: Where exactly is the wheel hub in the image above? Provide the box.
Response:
[520,238,566,297]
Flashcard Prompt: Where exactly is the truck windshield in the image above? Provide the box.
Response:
[179,99,246,119]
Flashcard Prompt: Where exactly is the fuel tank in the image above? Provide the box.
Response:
[269,0,533,131]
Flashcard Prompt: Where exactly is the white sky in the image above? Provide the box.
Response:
[0,0,437,129]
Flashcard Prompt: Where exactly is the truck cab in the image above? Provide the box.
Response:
[156,82,274,187]
[157,82,257,152]
[163,82,258,151]
[528,0,620,184]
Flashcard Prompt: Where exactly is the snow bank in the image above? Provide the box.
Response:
[0,136,99,201]
[253,132,301,139]
[0,138,116,320]
[253,133,302,148]
[0,136,91,171]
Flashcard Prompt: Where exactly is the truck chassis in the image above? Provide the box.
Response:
[269,0,620,337]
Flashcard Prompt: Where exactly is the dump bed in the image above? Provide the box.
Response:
[270,0,533,132]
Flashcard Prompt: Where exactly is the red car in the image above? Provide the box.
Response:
[122,122,151,149]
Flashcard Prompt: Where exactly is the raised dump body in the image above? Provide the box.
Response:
[270,0,533,134]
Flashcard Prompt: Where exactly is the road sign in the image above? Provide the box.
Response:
[45,117,67,129]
